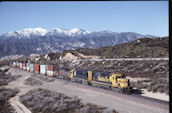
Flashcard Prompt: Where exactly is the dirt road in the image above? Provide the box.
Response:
[72,57,169,62]
[4,69,35,113]
[3,67,169,113]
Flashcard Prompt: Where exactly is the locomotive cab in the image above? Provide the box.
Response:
[109,73,130,88]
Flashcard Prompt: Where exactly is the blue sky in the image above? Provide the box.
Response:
[0,1,168,37]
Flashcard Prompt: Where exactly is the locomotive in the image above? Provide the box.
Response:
[69,69,132,94]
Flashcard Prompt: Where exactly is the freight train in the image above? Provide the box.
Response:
[10,61,132,94]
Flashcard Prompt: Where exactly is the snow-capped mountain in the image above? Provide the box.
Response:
[0,27,91,39]
[0,27,158,58]
[0,27,47,39]
[45,27,90,37]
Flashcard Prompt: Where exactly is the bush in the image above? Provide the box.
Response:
[24,77,43,86]
[0,88,19,113]
[20,89,118,113]
[0,69,21,86]
[133,77,169,94]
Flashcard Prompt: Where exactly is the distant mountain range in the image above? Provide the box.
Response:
[0,27,158,58]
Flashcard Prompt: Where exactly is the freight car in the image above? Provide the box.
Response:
[23,62,27,70]
[30,63,35,72]
[35,64,40,73]
[19,62,22,68]
[47,65,58,76]
[26,60,31,71]
[40,64,48,75]
[69,69,132,94]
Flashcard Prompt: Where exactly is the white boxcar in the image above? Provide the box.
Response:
[13,62,16,67]
[26,63,30,71]
[20,63,23,69]
[40,65,47,75]
[30,64,35,72]
[16,62,20,68]
[26,65,30,71]
[47,70,54,76]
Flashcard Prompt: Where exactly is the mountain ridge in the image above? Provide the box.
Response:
[0,27,158,39]
[0,27,159,58]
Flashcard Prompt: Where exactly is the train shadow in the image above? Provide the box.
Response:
[132,89,143,95]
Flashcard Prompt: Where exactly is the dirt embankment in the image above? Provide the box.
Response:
[60,52,100,61]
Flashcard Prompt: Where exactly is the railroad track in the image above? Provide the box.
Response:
[51,74,169,105]
[57,77,169,110]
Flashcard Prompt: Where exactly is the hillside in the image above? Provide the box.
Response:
[74,37,168,58]
[26,37,169,64]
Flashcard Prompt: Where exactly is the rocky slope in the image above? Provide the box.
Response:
[32,37,168,63]
[71,37,169,58]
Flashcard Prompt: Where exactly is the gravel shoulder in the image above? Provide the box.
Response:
[141,89,169,101]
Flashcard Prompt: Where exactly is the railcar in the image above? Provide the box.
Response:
[40,64,48,75]
[23,62,27,70]
[19,62,23,69]
[30,63,35,72]
[35,64,40,73]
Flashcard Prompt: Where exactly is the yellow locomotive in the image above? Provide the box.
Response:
[69,69,132,94]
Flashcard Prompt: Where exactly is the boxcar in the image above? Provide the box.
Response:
[13,62,16,67]
[16,62,20,68]
[30,64,35,72]
[19,63,23,69]
[53,66,59,76]
[23,63,27,70]
[47,65,54,76]
[46,65,58,76]
[26,63,30,71]
[35,64,40,73]
[40,64,48,75]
